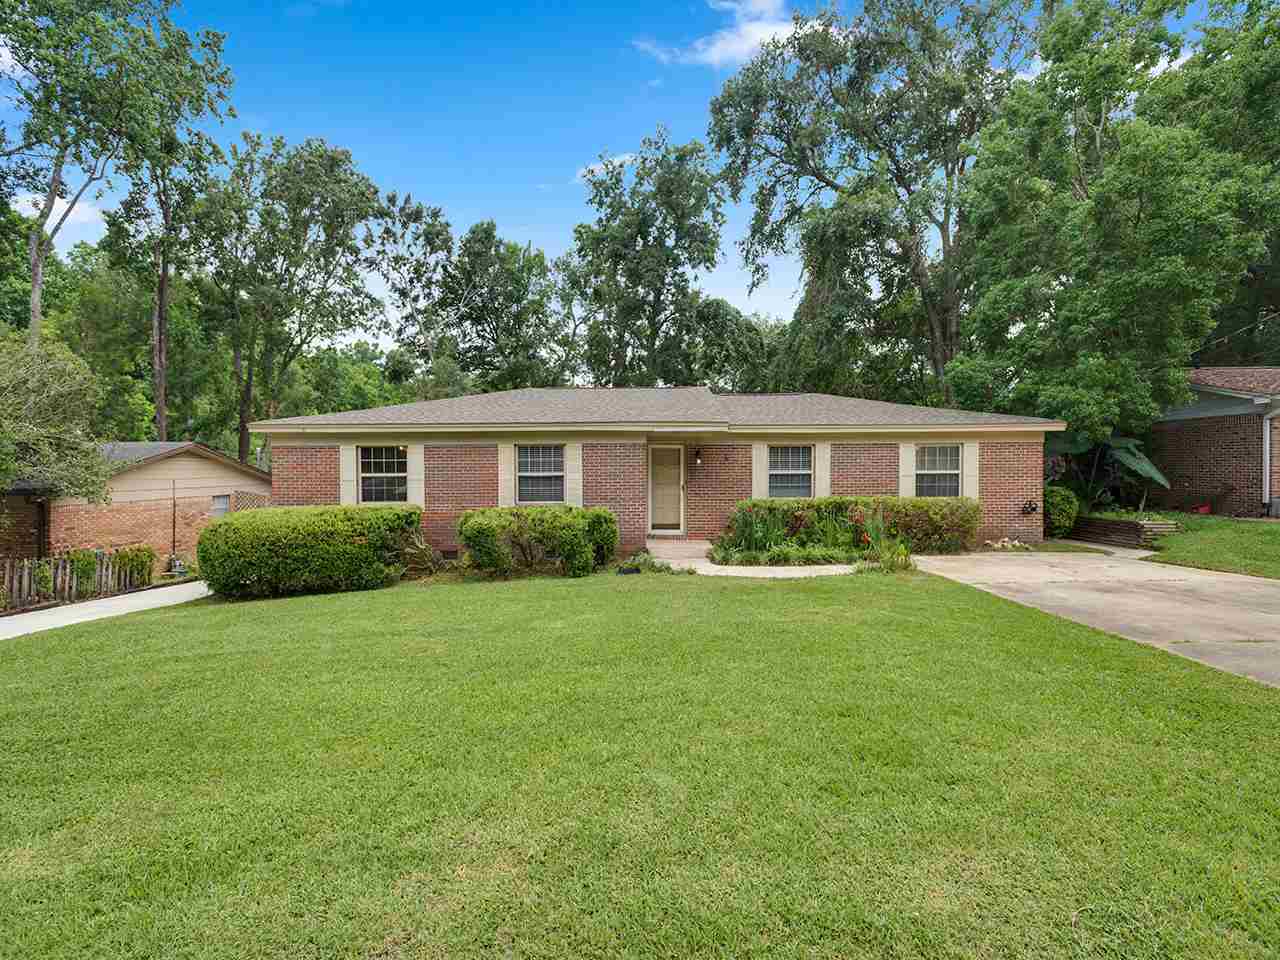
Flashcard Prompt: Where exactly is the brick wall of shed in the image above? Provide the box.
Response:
[583,442,648,554]
[48,496,219,570]
[423,446,498,551]
[270,446,339,505]
[0,495,44,558]
[831,443,899,495]
[978,441,1044,543]
[1148,415,1264,516]
[685,444,752,540]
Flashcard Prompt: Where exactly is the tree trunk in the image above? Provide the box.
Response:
[26,231,44,348]
[152,251,170,440]
[232,338,254,463]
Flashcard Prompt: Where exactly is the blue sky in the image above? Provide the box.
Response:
[40,0,819,322]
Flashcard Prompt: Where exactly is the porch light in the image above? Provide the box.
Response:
[694,448,703,466]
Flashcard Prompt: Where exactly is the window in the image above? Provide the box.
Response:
[915,444,961,497]
[359,446,408,502]
[768,445,813,497]
[210,494,230,517]
[517,445,564,502]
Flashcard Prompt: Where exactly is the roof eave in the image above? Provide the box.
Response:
[251,419,1067,435]
[1190,384,1278,402]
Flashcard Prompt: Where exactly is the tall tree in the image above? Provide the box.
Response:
[571,128,725,386]
[953,0,1277,439]
[709,0,1036,398]
[0,0,229,345]
[436,221,566,391]
[0,331,111,499]
[194,134,381,460]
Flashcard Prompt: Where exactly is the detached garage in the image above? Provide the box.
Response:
[0,442,271,568]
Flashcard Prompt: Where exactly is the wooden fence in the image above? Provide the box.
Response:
[1,550,152,611]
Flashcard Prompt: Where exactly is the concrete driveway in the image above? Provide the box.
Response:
[916,551,1280,686]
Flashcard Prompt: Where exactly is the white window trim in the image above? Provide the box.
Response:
[515,444,566,505]
[914,443,963,497]
[767,444,814,498]
[358,445,409,503]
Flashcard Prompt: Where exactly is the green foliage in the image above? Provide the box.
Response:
[709,0,1038,393]
[0,332,111,500]
[197,505,421,599]
[569,127,727,387]
[69,548,98,599]
[402,530,446,578]
[32,560,53,597]
[1044,485,1081,539]
[114,545,157,586]
[863,507,914,572]
[457,506,619,579]
[708,543,859,567]
[617,550,693,575]
[718,497,980,557]
[957,0,1278,439]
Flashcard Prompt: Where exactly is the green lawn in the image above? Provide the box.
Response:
[3,574,1277,958]
[1148,514,1280,580]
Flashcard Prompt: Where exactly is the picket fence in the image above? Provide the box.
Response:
[0,551,152,611]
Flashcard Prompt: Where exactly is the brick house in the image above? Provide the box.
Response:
[252,387,1064,555]
[1,442,272,565]
[1149,368,1280,517]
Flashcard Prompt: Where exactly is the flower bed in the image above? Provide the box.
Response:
[711,495,979,566]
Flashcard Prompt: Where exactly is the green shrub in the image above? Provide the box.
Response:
[197,505,422,599]
[1044,485,1080,538]
[457,505,619,579]
[719,496,979,556]
[710,542,858,566]
[32,560,53,597]
[864,507,914,572]
[69,548,98,598]
[114,545,157,587]
[617,550,693,575]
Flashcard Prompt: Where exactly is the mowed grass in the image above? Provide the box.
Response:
[1148,514,1280,580]
[2,574,1278,959]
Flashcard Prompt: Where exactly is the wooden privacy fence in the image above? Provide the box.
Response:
[1,549,154,611]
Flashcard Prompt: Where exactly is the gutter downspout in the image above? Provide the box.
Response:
[1265,405,1277,517]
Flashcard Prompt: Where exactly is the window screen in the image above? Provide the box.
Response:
[210,494,230,517]
[915,444,962,497]
[517,445,564,502]
[359,446,408,503]
[768,445,813,498]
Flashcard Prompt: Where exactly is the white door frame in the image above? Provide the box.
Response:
[648,444,685,536]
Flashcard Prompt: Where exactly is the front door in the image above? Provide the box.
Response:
[650,446,683,533]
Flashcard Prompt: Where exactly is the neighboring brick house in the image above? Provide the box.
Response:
[1,442,272,567]
[252,387,1063,554]
[1149,368,1280,517]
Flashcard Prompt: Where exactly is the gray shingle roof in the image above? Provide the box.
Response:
[100,441,194,463]
[251,387,1060,430]
[1189,367,1280,397]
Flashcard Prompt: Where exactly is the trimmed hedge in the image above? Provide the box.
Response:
[719,496,981,555]
[197,505,422,599]
[457,505,619,578]
[1043,485,1080,539]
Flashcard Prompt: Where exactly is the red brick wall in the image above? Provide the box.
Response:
[48,496,221,570]
[1148,415,1264,516]
[583,442,648,554]
[831,443,899,495]
[271,446,339,505]
[978,441,1044,543]
[424,446,498,551]
[686,444,752,540]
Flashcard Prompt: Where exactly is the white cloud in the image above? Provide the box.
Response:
[1150,49,1193,76]
[12,192,104,229]
[634,0,794,69]
[573,153,637,183]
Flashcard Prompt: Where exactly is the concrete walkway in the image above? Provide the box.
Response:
[0,581,210,640]
[916,552,1280,686]
[646,539,858,578]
